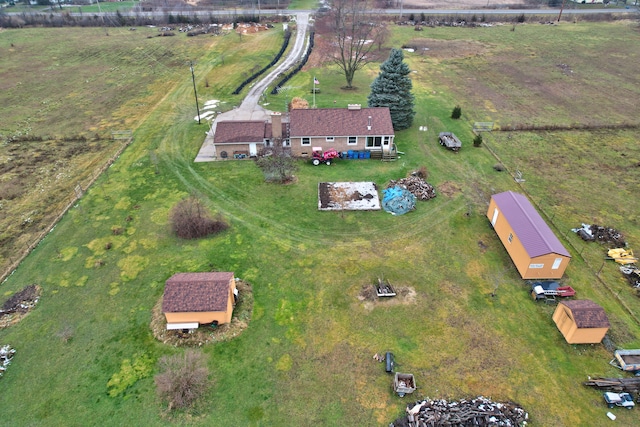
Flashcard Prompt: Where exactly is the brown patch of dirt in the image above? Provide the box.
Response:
[0,284,42,329]
[357,284,417,311]
[438,181,462,198]
[403,39,490,60]
[150,280,253,347]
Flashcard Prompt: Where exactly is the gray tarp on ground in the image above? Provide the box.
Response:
[382,186,416,215]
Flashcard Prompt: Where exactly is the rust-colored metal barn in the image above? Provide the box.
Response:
[487,191,571,279]
[162,272,236,330]
[552,299,610,344]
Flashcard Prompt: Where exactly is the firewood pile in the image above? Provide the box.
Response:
[387,175,436,201]
[0,345,16,378]
[572,223,626,247]
[584,377,640,393]
[392,397,528,427]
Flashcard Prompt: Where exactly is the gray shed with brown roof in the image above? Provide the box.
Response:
[552,299,610,344]
[162,272,236,328]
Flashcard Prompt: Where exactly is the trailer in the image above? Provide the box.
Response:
[393,373,416,397]
[438,132,462,152]
[610,349,640,373]
[375,277,396,297]
[530,280,575,302]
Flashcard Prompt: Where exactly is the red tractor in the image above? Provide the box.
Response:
[311,148,340,166]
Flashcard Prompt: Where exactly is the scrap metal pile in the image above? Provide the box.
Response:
[392,396,528,427]
[387,175,437,201]
[0,345,15,378]
[572,223,626,247]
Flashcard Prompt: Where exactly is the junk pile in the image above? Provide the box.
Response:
[387,175,436,201]
[382,186,416,215]
[620,266,640,288]
[0,284,40,325]
[606,248,638,265]
[0,345,15,378]
[391,396,528,427]
[572,223,626,247]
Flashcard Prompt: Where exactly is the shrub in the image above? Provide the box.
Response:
[155,350,210,411]
[473,134,483,147]
[493,163,506,172]
[451,106,462,119]
[170,197,228,239]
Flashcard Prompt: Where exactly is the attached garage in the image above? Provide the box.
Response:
[487,191,571,279]
[552,299,610,344]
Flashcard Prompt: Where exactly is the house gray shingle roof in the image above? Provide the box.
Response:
[493,191,571,258]
[560,299,610,328]
[162,272,234,313]
[289,107,394,137]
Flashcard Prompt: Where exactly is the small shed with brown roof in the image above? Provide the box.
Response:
[487,191,571,279]
[162,272,236,330]
[552,299,610,344]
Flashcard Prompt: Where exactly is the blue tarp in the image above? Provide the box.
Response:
[382,186,416,215]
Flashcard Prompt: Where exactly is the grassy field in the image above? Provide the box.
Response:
[1,19,640,426]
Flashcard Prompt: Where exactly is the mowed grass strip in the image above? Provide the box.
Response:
[0,21,639,427]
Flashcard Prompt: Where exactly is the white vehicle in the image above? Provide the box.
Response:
[604,392,635,409]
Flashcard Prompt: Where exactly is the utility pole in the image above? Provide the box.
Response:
[190,61,201,125]
[558,0,567,22]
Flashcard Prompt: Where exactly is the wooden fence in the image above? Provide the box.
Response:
[0,133,133,285]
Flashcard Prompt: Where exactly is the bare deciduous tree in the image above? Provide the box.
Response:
[170,196,228,239]
[255,138,298,184]
[328,0,381,88]
[155,350,210,411]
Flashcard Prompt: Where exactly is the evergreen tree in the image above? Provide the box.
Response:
[367,48,415,131]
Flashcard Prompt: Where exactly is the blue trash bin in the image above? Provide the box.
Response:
[364,151,371,159]
[347,150,354,159]
[358,151,365,159]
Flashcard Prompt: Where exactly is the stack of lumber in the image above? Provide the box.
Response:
[583,377,640,393]
[392,396,528,427]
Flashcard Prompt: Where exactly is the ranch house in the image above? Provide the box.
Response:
[487,191,571,280]
[162,272,237,330]
[212,105,395,159]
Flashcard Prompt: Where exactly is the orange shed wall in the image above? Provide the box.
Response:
[487,198,569,280]
[165,311,226,324]
[552,305,608,344]
[564,327,608,344]
[523,253,570,280]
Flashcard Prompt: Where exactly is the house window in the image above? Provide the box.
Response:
[348,136,357,145]
[301,137,310,146]
[264,139,271,147]
[529,263,544,269]
[366,136,382,148]
[283,139,290,147]
[383,136,390,145]
[508,233,513,243]
[326,136,334,142]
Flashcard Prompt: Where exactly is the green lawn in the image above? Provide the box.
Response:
[1,20,640,427]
